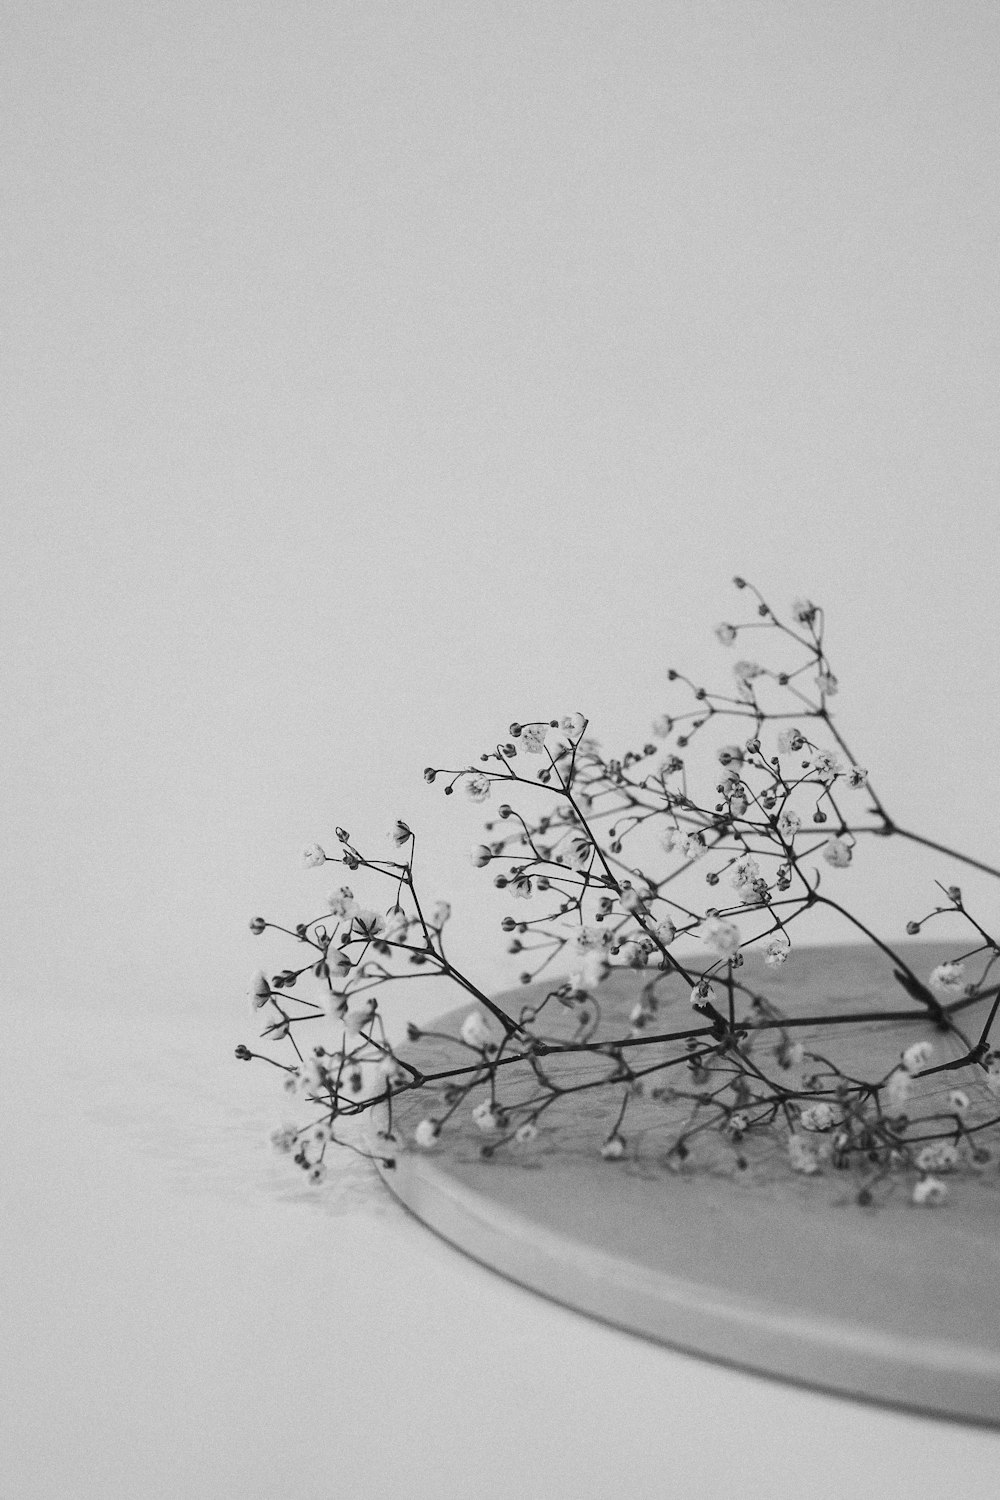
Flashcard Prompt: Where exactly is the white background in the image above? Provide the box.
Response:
[4,3,1000,1495]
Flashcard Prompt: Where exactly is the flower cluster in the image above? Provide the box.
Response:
[239,580,1000,1209]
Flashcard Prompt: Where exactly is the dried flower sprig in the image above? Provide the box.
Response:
[239,580,1000,1207]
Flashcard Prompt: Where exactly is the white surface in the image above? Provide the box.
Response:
[5,991,1000,1500]
[5,2,1000,1495]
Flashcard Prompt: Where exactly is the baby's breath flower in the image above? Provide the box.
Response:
[470,844,492,867]
[431,900,452,927]
[778,1039,805,1072]
[308,1161,327,1185]
[653,918,676,946]
[788,1134,821,1175]
[629,998,654,1026]
[377,1056,408,1089]
[845,765,869,789]
[600,1135,626,1159]
[691,979,716,1009]
[616,939,647,967]
[730,853,762,895]
[777,809,802,841]
[792,597,817,625]
[515,1122,538,1144]
[561,713,587,740]
[929,961,964,995]
[822,837,852,868]
[915,1141,959,1173]
[571,924,604,951]
[902,1040,934,1075]
[734,876,773,906]
[948,1089,970,1114]
[302,843,327,867]
[777,728,804,754]
[701,916,741,961]
[414,1119,440,1149]
[464,773,492,803]
[250,971,271,1010]
[717,743,744,768]
[651,714,672,737]
[764,934,790,966]
[800,1103,837,1132]
[352,908,386,939]
[565,834,593,871]
[460,1011,493,1050]
[270,1125,298,1154]
[326,887,358,919]
[388,820,412,848]
[984,1057,1000,1097]
[521,723,548,754]
[885,1067,912,1112]
[509,873,533,899]
[810,749,844,781]
[728,788,749,818]
[680,831,706,861]
[302,1054,329,1088]
[913,1176,948,1206]
[570,950,610,990]
[816,671,839,697]
[715,623,737,646]
[382,907,409,943]
[733,660,764,687]
[330,951,353,982]
[472,1100,505,1133]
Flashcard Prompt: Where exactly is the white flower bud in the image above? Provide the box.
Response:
[788,1134,820,1175]
[915,1142,958,1173]
[822,837,852,868]
[929,962,964,995]
[701,916,741,960]
[912,1176,948,1206]
[800,1103,837,1132]
[902,1040,933,1075]
[414,1119,439,1148]
[460,1010,493,1050]
[472,1100,504,1133]
[521,724,548,753]
[764,934,790,966]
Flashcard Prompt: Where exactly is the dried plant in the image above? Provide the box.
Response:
[239,580,1000,1206]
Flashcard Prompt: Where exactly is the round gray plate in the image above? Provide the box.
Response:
[370,942,1000,1425]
